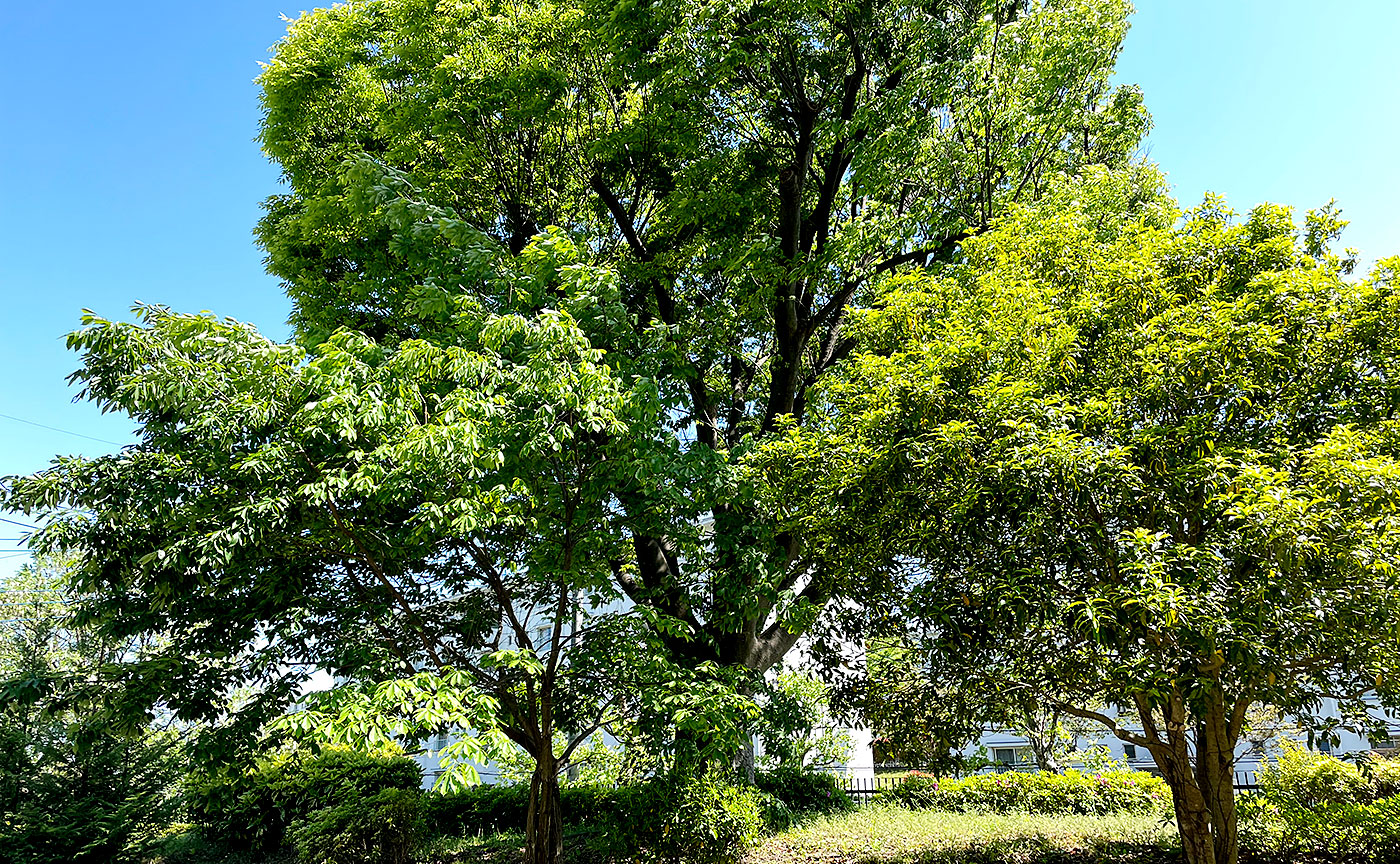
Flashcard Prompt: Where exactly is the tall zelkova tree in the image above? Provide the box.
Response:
[759,167,1400,864]
[251,0,1147,682]
[5,237,679,864]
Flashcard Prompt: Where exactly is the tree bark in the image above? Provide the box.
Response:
[526,750,564,864]
[1016,697,1063,772]
[1137,695,1217,864]
[1197,686,1240,864]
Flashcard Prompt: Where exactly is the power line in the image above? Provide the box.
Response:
[0,518,40,530]
[0,411,127,447]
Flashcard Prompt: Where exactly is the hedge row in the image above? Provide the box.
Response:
[179,750,855,864]
[877,769,1171,816]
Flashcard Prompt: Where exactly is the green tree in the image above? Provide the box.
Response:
[754,668,853,771]
[252,0,1147,695]
[758,167,1400,864]
[0,554,184,864]
[4,236,688,864]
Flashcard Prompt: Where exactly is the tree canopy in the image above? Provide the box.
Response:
[251,0,1148,683]
[758,166,1400,864]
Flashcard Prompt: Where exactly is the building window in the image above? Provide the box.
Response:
[993,748,1017,765]
[1123,744,1137,762]
[1318,738,1332,754]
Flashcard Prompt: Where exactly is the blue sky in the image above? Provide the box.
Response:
[2,1,1398,571]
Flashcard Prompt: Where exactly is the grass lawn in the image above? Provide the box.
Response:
[748,806,1179,864]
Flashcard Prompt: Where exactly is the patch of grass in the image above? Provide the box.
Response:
[428,831,528,863]
[427,826,623,864]
[748,804,1180,864]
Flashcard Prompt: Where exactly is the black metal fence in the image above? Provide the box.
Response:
[841,768,1263,803]
[842,774,905,804]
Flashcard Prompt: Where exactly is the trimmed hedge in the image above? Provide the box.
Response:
[425,768,849,839]
[423,783,628,837]
[188,747,423,854]
[877,769,1171,816]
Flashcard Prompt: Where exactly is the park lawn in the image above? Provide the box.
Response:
[748,806,1179,864]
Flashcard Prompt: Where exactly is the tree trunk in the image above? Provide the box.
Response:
[526,751,564,864]
[1197,688,1240,864]
[1137,695,1217,864]
[1159,754,1216,864]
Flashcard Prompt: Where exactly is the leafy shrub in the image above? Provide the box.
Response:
[1368,758,1400,800]
[754,767,855,818]
[755,670,854,771]
[1239,747,1400,861]
[1239,790,1400,861]
[1256,740,1371,809]
[878,769,1170,816]
[422,782,530,837]
[613,777,766,864]
[146,826,260,864]
[423,782,628,837]
[290,788,425,864]
[189,747,422,853]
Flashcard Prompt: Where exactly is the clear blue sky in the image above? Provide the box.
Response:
[2,1,1398,570]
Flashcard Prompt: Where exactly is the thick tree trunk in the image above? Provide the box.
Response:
[1157,753,1216,864]
[1198,689,1240,864]
[526,752,564,864]
[1137,694,1217,864]
[1133,684,1243,864]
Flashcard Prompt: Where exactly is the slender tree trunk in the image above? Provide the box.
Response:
[526,750,564,864]
[1017,699,1062,772]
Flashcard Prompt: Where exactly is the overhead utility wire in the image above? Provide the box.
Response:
[0,411,127,447]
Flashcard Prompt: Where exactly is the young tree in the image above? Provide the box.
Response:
[758,167,1400,864]
[4,236,670,864]
[250,0,1148,704]
[0,554,186,864]
[754,668,853,771]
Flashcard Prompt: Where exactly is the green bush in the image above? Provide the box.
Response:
[189,747,422,854]
[616,777,766,864]
[422,782,530,837]
[1256,740,1372,809]
[1240,746,1400,862]
[290,788,425,864]
[1239,790,1400,862]
[423,782,627,837]
[1368,758,1400,800]
[754,767,855,818]
[877,769,1170,816]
